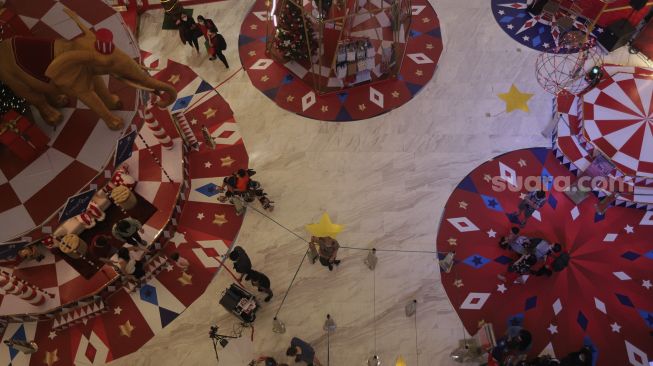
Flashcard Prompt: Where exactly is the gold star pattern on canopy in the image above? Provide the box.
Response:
[220,156,235,167]
[44,349,59,366]
[305,213,344,238]
[498,84,534,113]
[178,272,193,286]
[120,320,135,337]
[213,214,228,226]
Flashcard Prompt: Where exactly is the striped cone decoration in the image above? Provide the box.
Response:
[0,273,46,305]
[143,100,174,150]
[172,110,199,149]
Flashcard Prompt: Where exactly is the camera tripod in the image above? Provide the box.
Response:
[208,324,244,365]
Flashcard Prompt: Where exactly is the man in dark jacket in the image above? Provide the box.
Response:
[208,29,229,68]
[248,270,273,302]
[228,246,252,281]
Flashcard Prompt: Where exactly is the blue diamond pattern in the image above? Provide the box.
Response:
[577,311,588,331]
[195,80,213,94]
[196,183,220,197]
[481,195,503,212]
[160,307,180,328]
[616,293,634,307]
[171,95,193,111]
[8,325,26,360]
[282,74,294,84]
[644,250,653,260]
[507,313,524,327]
[499,16,515,23]
[463,254,490,269]
[638,309,653,328]
[621,251,640,261]
[594,212,605,222]
[524,296,537,311]
[140,284,159,306]
[541,168,553,190]
[547,194,558,209]
[532,35,541,47]
[494,255,512,265]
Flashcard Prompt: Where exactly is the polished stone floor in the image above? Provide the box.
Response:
[112,0,651,365]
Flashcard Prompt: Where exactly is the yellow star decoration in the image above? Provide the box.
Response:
[358,103,366,111]
[483,174,492,182]
[167,74,180,85]
[248,50,257,57]
[426,43,434,50]
[119,320,135,337]
[203,108,217,119]
[321,105,328,113]
[220,156,235,167]
[478,319,486,328]
[518,159,527,167]
[422,17,430,23]
[415,69,423,76]
[44,349,58,366]
[178,271,193,286]
[286,95,295,102]
[453,279,464,288]
[305,212,344,238]
[447,237,457,246]
[458,201,468,209]
[498,84,534,113]
[250,24,258,30]
[213,214,228,226]
[261,75,269,82]
[391,90,400,98]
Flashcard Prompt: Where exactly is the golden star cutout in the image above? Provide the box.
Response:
[426,43,434,50]
[498,84,534,113]
[415,69,423,76]
[248,50,257,57]
[483,174,492,182]
[250,24,258,30]
[167,74,180,85]
[178,271,193,286]
[286,95,295,102]
[518,159,527,167]
[458,201,468,209]
[321,105,328,113]
[260,75,269,82]
[391,90,400,98]
[478,319,486,328]
[358,103,366,111]
[44,349,58,366]
[220,156,235,167]
[213,213,228,226]
[447,237,457,246]
[305,212,344,238]
[203,108,217,119]
[453,279,464,288]
[422,17,430,23]
[119,320,134,337]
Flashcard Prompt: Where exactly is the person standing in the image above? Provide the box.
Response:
[248,270,273,302]
[112,218,146,247]
[286,337,322,366]
[228,246,252,281]
[512,190,547,227]
[177,13,202,53]
[310,236,341,271]
[197,15,218,38]
[208,29,229,68]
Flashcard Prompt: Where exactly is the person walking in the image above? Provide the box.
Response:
[286,337,322,366]
[208,29,229,68]
[228,246,252,281]
[248,270,273,302]
[511,190,547,227]
[177,13,202,53]
[112,217,146,247]
[310,236,341,271]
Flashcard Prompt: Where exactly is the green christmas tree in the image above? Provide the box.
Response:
[273,0,317,62]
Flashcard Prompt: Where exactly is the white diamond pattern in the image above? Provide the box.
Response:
[250,59,274,70]
[459,292,491,310]
[613,271,632,281]
[594,297,607,314]
[603,233,618,242]
[499,162,517,186]
[552,298,562,315]
[570,206,580,220]
[446,217,480,232]
[407,53,434,65]
[624,340,649,366]
[640,211,653,225]
[369,87,384,108]
[301,91,316,112]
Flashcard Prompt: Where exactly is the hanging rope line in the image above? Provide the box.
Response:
[273,249,309,319]
[414,301,419,366]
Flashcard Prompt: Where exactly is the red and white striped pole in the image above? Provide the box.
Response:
[0,273,46,306]
[142,98,174,150]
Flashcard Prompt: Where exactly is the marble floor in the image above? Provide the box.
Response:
[113,1,652,365]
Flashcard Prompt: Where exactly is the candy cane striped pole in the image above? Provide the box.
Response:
[142,100,174,150]
[0,273,46,306]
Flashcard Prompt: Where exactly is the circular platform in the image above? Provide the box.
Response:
[0,55,250,365]
[238,0,443,121]
[490,0,602,53]
[0,0,141,243]
[437,147,653,365]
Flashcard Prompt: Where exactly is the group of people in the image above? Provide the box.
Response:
[176,12,229,68]
[219,168,274,215]
[228,246,274,302]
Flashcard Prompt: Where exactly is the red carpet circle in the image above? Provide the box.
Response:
[238,0,443,121]
[437,147,653,365]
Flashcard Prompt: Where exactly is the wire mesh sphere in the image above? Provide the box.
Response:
[535,36,604,95]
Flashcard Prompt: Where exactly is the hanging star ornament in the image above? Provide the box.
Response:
[44,349,59,366]
[498,84,534,113]
[305,213,344,238]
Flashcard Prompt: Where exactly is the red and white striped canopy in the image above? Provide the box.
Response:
[582,67,653,177]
